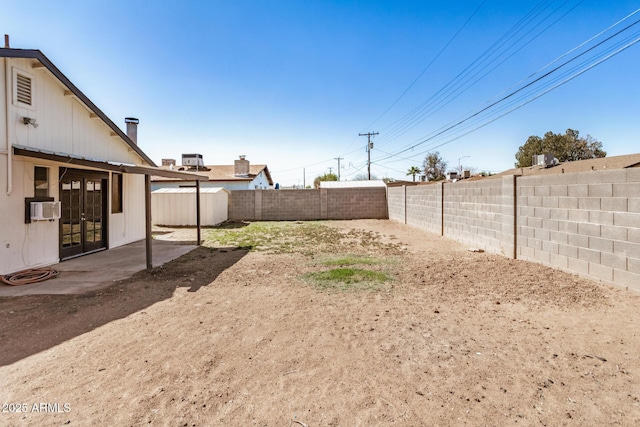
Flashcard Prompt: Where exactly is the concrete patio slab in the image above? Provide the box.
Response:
[0,240,197,297]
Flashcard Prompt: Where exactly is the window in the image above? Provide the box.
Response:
[34,166,48,198]
[111,173,123,213]
[13,68,35,109]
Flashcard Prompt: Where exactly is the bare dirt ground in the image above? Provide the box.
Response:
[1,219,639,426]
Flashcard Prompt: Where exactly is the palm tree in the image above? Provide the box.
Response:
[406,166,422,182]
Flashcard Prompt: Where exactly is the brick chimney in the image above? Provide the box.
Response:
[125,117,139,145]
[234,155,250,176]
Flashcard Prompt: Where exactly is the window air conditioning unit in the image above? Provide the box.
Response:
[30,201,61,221]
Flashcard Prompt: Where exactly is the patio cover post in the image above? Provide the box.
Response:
[145,174,152,269]
[196,179,201,245]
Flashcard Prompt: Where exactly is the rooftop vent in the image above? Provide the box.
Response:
[16,73,32,106]
[532,154,556,168]
[182,154,204,169]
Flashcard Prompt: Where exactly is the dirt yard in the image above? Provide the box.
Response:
[1,219,639,426]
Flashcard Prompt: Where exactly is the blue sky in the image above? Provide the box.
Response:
[3,1,639,186]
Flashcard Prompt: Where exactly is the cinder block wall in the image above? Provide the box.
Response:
[326,188,388,219]
[388,169,640,291]
[444,176,516,257]
[518,169,640,289]
[406,183,442,234]
[387,185,406,223]
[261,190,321,220]
[228,188,388,221]
[227,190,255,221]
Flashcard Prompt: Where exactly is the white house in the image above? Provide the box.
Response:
[0,41,206,275]
[152,155,273,191]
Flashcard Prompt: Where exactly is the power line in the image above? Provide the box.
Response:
[374,0,577,149]
[360,0,487,133]
[371,12,640,165]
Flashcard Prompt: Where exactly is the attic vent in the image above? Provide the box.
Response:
[16,73,32,106]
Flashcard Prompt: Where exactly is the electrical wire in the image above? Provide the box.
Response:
[361,0,487,133]
[375,0,578,149]
[371,13,640,166]
[276,0,489,178]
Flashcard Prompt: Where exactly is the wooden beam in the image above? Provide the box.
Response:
[64,90,73,97]
[89,113,98,119]
[196,180,201,245]
[32,63,45,69]
[110,131,118,137]
[145,174,153,269]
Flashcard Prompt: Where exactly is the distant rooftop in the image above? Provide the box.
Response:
[491,153,640,178]
[320,180,387,188]
[152,164,273,185]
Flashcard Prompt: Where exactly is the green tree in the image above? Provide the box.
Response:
[515,129,606,167]
[406,166,422,182]
[423,152,447,181]
[313,172,338,189]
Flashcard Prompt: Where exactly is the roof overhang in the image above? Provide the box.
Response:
[13,145,209,181]
[1,48,156,167]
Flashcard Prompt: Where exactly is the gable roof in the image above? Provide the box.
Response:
[492,153,640,178]
[152,164,273,185]
[0,47,156,167]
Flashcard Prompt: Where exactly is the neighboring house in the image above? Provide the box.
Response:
[491,153,640,178]
[152,155,273,190]
[0,41,205,275]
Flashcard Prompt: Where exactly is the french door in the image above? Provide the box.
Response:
[59,169,108,260]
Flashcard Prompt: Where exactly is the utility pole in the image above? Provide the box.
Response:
[458,156,470,175]
[303,168,305,189]
[328,166,333,175]
[359,132,379,180]
[334,157,343,181]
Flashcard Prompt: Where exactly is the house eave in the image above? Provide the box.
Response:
[0,48,156,167]
[13,145,208,180]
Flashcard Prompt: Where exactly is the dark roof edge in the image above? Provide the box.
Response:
[259,165,274,185]
[13,145,208,180]
[0,48,156,167]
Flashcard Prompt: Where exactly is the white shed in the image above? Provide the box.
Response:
[152,188,229,226]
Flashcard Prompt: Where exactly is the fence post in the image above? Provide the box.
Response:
[255,189,263,220]
[403,185,407,224]
[513,174,518,260]
[320,188,328,219]
[440,181,445,236]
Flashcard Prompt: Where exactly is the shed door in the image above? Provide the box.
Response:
[59,169,108,260]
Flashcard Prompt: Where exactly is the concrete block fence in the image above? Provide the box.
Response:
[228,188,388,222]
[388,168,640,292]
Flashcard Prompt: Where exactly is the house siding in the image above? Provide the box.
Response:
[10,58,141,164]
[0,157,60,274]
[0,55,148,274]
